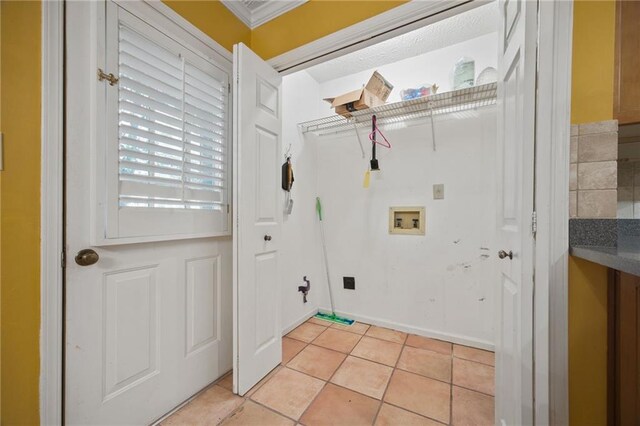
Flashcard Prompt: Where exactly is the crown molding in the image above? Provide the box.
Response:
[221,0,307,29]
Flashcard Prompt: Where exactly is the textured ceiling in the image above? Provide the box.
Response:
[306,2,498,83]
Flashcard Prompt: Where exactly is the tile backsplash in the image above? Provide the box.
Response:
[570,119,618,218]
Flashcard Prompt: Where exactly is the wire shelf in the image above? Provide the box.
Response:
[299,82,497,136]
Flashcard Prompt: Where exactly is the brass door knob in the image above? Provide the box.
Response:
[498,250,513,260]
[75,249,99,266]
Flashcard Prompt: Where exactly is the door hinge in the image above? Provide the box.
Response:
[228,83,231,94]
[227,204,230,214]
[531,211,538,235]
[61,249,66,268]
[98,68,119,86]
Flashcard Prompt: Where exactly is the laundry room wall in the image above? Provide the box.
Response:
[279,71,329,332]
[311,103,498,348]
[316,32,498,107]
[294,31,500,348]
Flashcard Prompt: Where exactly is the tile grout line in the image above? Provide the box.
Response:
[176,318,495,426]
[296,341,364,423]
[452,353,495,368]
[293,321,497,423]
[370,332,408,425]
[381,400,449,425]
[285,322,330,344]
[298,356,495,401]
[366,334,456,425]
[295,320,367,424]
[245,391,302,424]
[245,366,310,424]
[241,318,494,425]
[451,383,496,398]
[328,341,460,389]
[286,344,346,381]
[449,346,454,425]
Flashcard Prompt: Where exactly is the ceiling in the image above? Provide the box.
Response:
[305,2,498,83]
[221,0,307,29]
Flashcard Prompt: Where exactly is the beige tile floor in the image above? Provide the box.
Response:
[162,317,495,426]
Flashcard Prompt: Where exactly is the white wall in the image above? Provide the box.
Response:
[279,33,499,348]
[318,32,498,106]
[279,71,329,332]
[314,109,498,348]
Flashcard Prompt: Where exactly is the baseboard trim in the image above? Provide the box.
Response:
[281,307,320,336]
[318,307,495,351]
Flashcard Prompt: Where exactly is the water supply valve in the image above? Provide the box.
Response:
[298,276,311,303]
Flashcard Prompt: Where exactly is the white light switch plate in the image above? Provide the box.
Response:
[433,184,444,200]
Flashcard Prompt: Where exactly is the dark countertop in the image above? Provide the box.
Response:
[571,238,640,276]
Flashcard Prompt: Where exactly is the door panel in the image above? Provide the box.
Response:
[103,266,159,399]
[233,43,283,396]
[496,0,537,424]
[256,128,280,222]
[186,256,220,354]
[255,252,279,350]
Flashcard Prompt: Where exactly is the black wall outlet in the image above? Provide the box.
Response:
[343,277,355,290]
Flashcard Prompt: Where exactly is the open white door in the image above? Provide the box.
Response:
[495,0,538,424]
[233,43,283,395]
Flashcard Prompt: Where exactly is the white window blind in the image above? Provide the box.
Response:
[117,24,228,212]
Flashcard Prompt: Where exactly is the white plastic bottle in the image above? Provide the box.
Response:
[452,57,475,90]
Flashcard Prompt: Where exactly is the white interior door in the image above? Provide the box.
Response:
[65,2,232,424]
[233,43,283,395]
[495,0,538,424]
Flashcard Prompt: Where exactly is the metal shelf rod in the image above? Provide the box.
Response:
[299,82,498,137]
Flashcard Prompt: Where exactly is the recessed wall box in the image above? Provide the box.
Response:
[389,207,426,235]
[343,277,355,290]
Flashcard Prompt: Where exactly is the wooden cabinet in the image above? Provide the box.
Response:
[608,270,640,424]
[614,0,640,125]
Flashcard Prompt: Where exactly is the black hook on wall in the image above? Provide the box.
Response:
[298,276,311,303]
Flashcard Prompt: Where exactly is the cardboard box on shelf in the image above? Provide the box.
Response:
[323,71,394,118]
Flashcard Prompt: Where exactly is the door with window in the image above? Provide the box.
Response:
[65,2,232,424]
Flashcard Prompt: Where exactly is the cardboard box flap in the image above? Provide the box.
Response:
[324,88,364,107]
[365,71,394,102]
[323,71,393,118]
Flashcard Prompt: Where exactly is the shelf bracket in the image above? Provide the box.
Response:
[352,122,365,159]
[428,103,436,152]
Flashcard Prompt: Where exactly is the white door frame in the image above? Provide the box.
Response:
[271,2,572,423]
[533,1,573,424]
[41,0,572,423]
[41,1,65,424]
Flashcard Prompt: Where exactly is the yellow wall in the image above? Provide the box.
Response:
[569,1,616,424]
[3,0,615,423]
[0,1,42,424]
[571,0,616,124]
[0,0,410,422]
[251,0,407,59]
[568,257,609,425]
[0,1,249,423]
[162,0,251,51]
